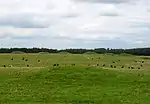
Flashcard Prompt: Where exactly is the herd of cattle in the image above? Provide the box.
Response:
[2,56,146,70]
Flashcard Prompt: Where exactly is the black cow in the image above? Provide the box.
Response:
[3,65,6,68]
[102,64,106,67]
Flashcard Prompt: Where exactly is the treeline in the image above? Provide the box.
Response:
[0,48,150,56]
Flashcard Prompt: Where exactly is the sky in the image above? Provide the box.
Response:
[0,0,149,49]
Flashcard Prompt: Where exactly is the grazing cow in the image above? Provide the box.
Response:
[134,60,138,63]
[22,57,25,60]
[138,67,140,69]
[121,66,124,68]
[53,64,56,66]
[3,65,6,68]
[142,61,144,63]
[38,60,40,62]
[53,64,59,66]
[110,65,113,68]
[114,66,116,68]
[112,61,115,63]
[141,65,143,67]
[131,67,134,69]
[128,67,131,69]
[99,57,101,59]
[25,59,28,61]
[72,64,75,66]
[97,64,99,66]
[11,58,13,60]
[27,65,29,67]
[102,64,106,67]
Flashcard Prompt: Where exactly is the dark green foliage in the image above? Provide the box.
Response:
[0,47,150,55]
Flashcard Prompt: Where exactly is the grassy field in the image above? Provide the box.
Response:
[0,53,150,69]
[0,53,150,104]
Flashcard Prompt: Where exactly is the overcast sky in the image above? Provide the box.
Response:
[0,0,149,49]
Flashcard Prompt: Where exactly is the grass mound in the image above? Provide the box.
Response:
[119,53,133,56]
[84,51,97,54]
[11,51,25,54]
[38,52,49,54]
[140,57,150,60]
[0,67,149,104]
[58,51,71,54]
[104,53,115,56]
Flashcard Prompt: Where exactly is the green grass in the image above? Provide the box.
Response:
[0,53,149,69]
[0,67,150,104]
[0,54,149,103]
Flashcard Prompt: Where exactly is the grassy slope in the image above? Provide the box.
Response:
[0,67,150,104]
[0,54,150,103]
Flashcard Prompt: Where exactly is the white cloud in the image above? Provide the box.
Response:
[0,0,149,48]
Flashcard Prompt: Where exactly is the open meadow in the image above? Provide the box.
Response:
[0,53,150,104]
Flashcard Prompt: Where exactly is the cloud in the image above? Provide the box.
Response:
[131,22,150,29]
[61,13,78,18]
[10,36,35,40]
[74,0,134,4]
[0,0,149,49]
[0,14,50,28]
[100,12,119,16]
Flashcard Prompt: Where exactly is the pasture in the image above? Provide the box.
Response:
[0,53,150,69]
[0,53,150,104]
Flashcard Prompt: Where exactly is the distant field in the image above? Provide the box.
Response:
[0,53,150,104]
[0,53,150,70]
